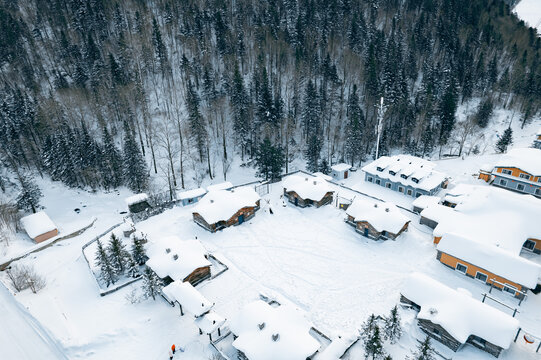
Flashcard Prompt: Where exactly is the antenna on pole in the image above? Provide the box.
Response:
[375,97,385,160]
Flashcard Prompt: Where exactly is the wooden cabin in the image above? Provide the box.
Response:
[20,211,58,243]
[345,198,410,241]
[162,281,214,317]
[401,273,519,358]
[145,237,212,286]
[193,187,260,232]
[229,300,320,360]
[478,164,493,183]
[491,148,541,197]
[283,175,334,208]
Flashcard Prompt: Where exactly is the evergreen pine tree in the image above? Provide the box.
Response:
[131,234,148,265]
[16,173,42,213]
[475,99,493,128]
[101,125,123,189]
[122,121,148,193]
[108,233,129,275]
[186,80,208,162]
[365,324,385,360]
[95,239,117,287]
[230,62,251,158]
[496,126,513,153]
[318,159,331,175]
[151,17,169,75]
[345,84,365,166]
[305,134,322,173]
[142,267,162,300]
[126,254,140,278]
[361,314,377,342]
[255,138,284,181]
[409,336,436,360]
[383,305,402,344]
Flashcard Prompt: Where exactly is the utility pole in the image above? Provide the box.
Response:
[375,97,385,160]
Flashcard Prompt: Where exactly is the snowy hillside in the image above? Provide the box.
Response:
[515,0,541,33]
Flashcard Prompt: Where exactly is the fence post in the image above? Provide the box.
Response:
[482,293,486,303]
[514,328,521,343]
[512,308,517,317]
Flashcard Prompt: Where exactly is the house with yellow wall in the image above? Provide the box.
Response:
[490,148,541,197]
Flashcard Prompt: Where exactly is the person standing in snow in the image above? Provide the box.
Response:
[168,349,173,360]
[171,344,176,354]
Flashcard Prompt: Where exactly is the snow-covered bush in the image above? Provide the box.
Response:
[6,264,46,293]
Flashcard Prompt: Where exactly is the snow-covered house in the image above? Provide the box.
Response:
[401,273,519,358]
[193,187,260,232]
[145,236,211,286]
[330,163,351,180]
[362,155,448,198]
[478,163,493,183]
[419,203,457,229]
[411,195,440,214]
[162,281,214,317]
[283,175,334,208]
[431,185,541,298]
[229,300,321,360]
[20,211,58,243]
[345,198,410,240]
[125,193,151,213]
[206,181,233,192]
[176,188,207,206]
[312,172,333,181]
[490,148,541,197]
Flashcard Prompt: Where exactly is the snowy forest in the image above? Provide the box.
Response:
[1,0,541,200]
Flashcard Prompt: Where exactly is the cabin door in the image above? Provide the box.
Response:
[295,197,298,206]
[238,214,244,224]
[364,227,369,237]
[344,171,348,179]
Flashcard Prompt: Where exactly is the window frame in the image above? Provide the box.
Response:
[523,239,536,251]
[385,182,392,189]
[502,284,517,296]
[500,179,507,186]
[455,262,468,274]
[475,271,488,283]
[407,189,413,196]
[502,169,512,175]
[517,183,525,191]
[519,173,530,180]
[367,176,373,183]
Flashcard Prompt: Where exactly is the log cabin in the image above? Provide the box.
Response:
[229,300,320,360]
[283,175,334,208]
[362,155,449,198]
[401,273,519,358]
[145,236,211,286]
[20,211,58,243]
[193,187,260,232]
[491,148,541,198]
[345,198,410,241]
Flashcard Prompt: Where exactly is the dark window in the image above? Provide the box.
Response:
[456,263,467,273]
[376,179,381,185]
[536,188,541,195]
[523,240,536,251]
[519,173,530,180]
[517,184,525,191]
[367,177,373,183]
[502,169,512,175]
[415,193,421,198]
[475,272,488,283]
[389,171,396,176]
[412,178,419,184]
[377,167,384,172]
[386,183,392,189]
[401,174,408,180]
[407,189,413,196]
[503,285,517,296]
[500,179,507,186]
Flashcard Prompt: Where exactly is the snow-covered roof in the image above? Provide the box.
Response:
[193,187,260,225]
[283,174,334,202]
[331,163,351,172]
[346,198,410,234]
[176,188,206,200]
[437,233,541,289]
[162,281,213,317]
[362,155,448,191]
[230,300,320,360]
[124,193,149,206]
[412,195,440,211]
[317,335,355,360]
[194,311,226,334]
[20,211,57,239]
[493,148,541,175]
[312,172,333,181]
[419,203,457,223]
[537,127,541,136]
[145,236,211,282]
[479,163,493,172]
[433,185,541,255]
[402,273,519,349]
[206,182,233,192]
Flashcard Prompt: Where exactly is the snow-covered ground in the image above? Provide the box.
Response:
[515,0,541,34]
[1,118,541,359]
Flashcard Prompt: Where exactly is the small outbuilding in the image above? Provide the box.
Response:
[194,311,226,341]
[125,193,151,214]
[193,187,260,232]
[345,198,410,240]
[419,203,457,230]
[283,175,334,208]
[145,236,211,286]
[229,300,320,360]
[478,164,493,183]
[177,188,207,206]
[162,281,214,317]
[20,211,58,243]
[331,163,352,180]
[401,273,519,358]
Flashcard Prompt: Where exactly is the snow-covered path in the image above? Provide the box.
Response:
[0,283,67,359]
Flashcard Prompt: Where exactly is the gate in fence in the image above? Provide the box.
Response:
[255,181,270,196]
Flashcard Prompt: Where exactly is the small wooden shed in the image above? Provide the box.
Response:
[125,193,151,214]
[20,211,58,243]
[331,163,352,180]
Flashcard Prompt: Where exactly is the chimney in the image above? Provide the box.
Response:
[210,199,214,203]
[313,181,317,185]
[258,322,265,330]
[272,333,280,342]
[173,254,178,261]
[165,248,171,254]
[385,208,389,212]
